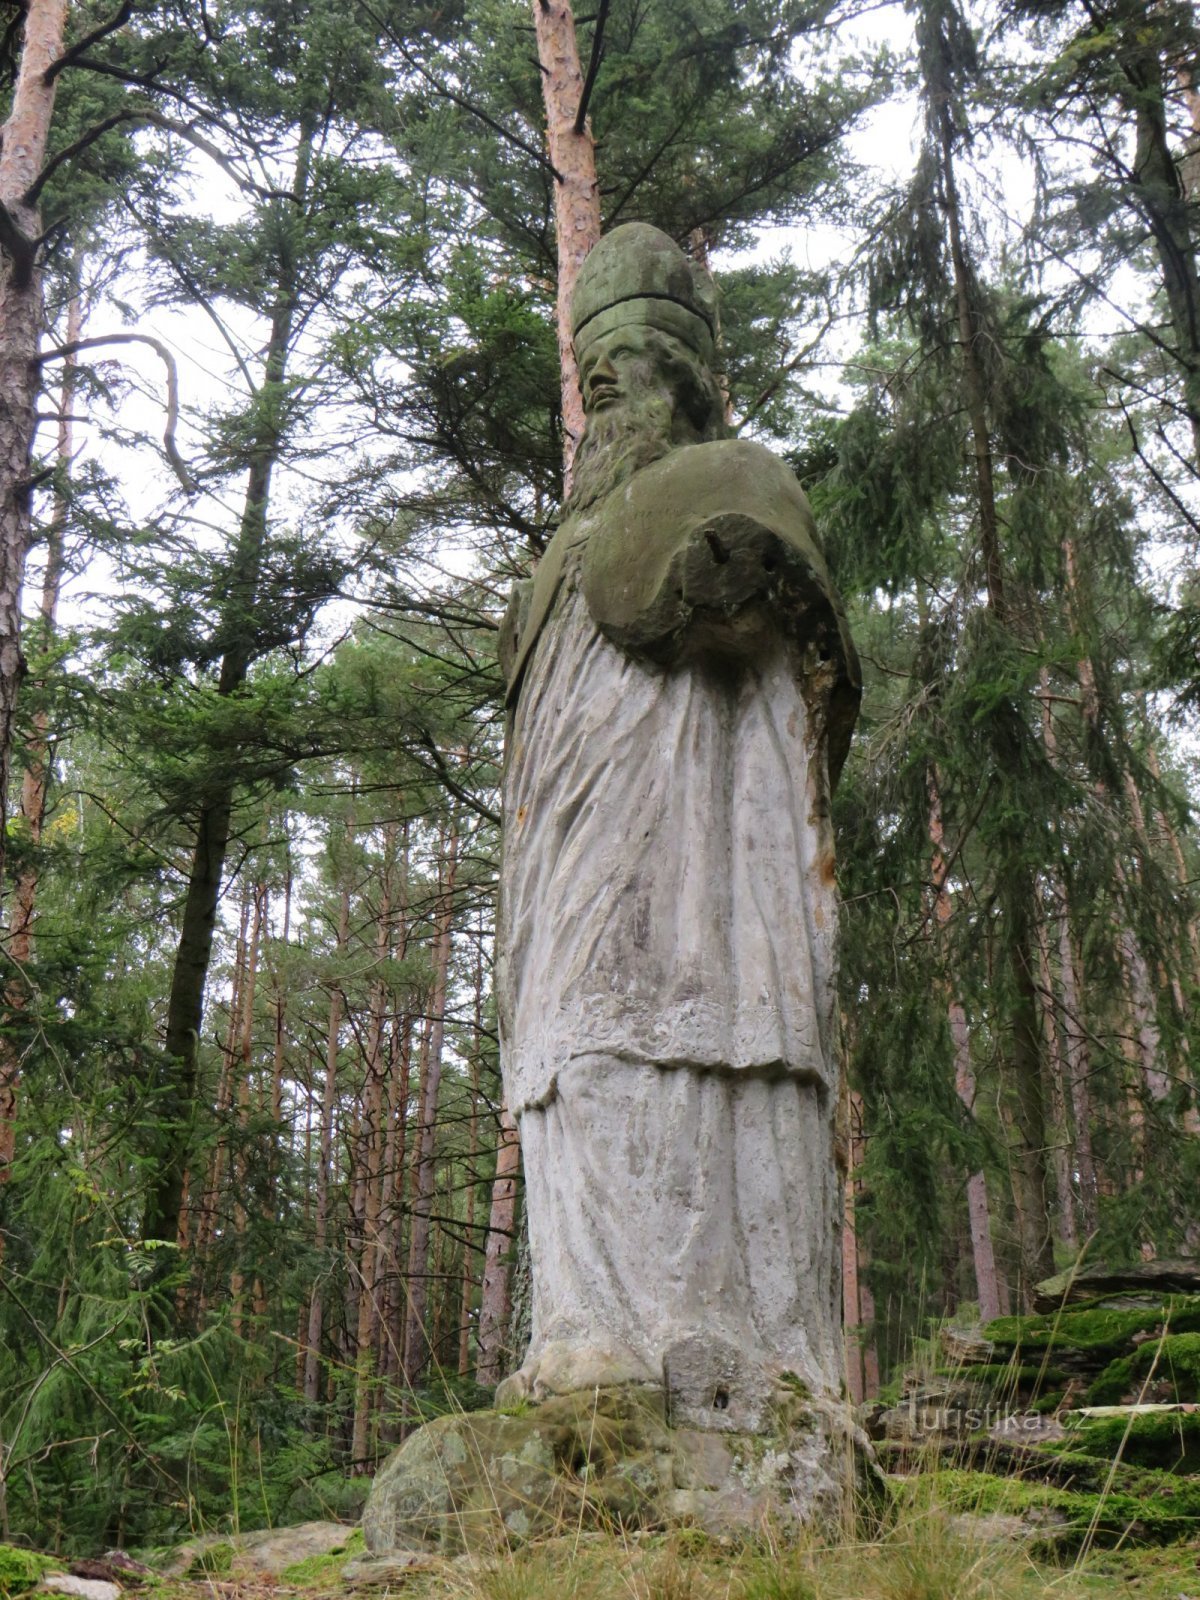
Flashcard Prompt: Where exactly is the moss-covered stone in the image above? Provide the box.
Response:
[280,1528,364,1584]
[360,1387,871,1558]
[902,1461,1200,1551]
[0,1546,59,1598]
[1061,1410,1200,1473]
[184,1542,235,1578]
[981,1296,1200,1365]
[1087,1331,1200,1407]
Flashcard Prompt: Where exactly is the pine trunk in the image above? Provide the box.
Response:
[350,826,397,1472]
[531,0,602,482]
[0,0,69,902]
[475,1102,521,1387]
[143,133,315,1247]
[303,881,350,1404]
[0,277,78,1210]
[937,82,1055,1304]
[927,770,1004,1321]
[402,826,459,1384]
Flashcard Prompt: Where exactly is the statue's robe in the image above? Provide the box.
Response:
[496,438,860,1401]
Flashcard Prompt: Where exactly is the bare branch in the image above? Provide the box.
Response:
[35,332,196,492]
[573,0,610,135]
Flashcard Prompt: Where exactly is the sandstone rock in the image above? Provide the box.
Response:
[158,1520,354,1579]
[39,1579,120,1600]
[237,1521,357,1574]
[1033,1260,1200,1313]
[361,1386,872,1555]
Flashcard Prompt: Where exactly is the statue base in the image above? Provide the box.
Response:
[357,1383,876,1558]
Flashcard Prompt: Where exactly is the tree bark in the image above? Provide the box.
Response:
[350,824,397,1472]
[303,878,350,1405]
[458,920,485,1377]
[142,129,315,1246]
[0,0,69,903]
[0,273,78,1211]
[531,0,602,484]
[402,825,459,1384]
[931,50,1055,1303]
[475,1102,521,1387]
[927,770,1005,1322]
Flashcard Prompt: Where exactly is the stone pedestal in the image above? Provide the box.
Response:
[356,1384,874,1562]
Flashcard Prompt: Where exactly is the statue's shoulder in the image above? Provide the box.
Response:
[623,437,818,544]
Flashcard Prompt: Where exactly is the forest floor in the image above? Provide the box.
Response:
[127,1519,1200,1600]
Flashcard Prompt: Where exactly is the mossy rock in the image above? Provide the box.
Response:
[906,1462,1200,1551]
[1088,1331,1200,1407]
[982,1295,1200,1369]
[281,1528,365,1584]
[1062,1410,1200,1473]
[184,1542,235,1578]
[360,1387,868,1557]
[0,1547,60,1599]
[362,1387,675,1556]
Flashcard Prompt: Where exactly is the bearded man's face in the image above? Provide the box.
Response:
[565,326,720,515]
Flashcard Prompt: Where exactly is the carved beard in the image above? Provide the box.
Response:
[562,392,676,516]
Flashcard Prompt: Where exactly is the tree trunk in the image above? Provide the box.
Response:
[1034,905,1080,1253]
[475,1102,521,1387]
[350,825,397,1472]
[1055,903,1099,1233]
[531,0,602,483]
[0,274,78,1213]
[934,65,1055,1304]
[142,131,315,1246]
[303,879,350,1405]
[229,881,264,1337]
[927,769,1005,1322]
[459,921,485,1377]
[1124,32,1200,463]
[0,0,69,902]
[402,825,459,1384]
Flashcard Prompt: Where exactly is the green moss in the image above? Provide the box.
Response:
[982,1296,1200,1361]
[935,1362,1067,1388]
[184,1542,234,1578]
[910,1463,1200,1549]
[1063,1410,1200,1472]
[1087,1331,1200,1406]
[281,1528,364,1584]
[0,1547,59,1598]
[1085,1356,1136,1406]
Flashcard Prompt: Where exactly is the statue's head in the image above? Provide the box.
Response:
[565,224,728,513]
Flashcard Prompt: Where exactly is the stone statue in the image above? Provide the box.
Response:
[495,223,861,1432]
[354,228,866,1558]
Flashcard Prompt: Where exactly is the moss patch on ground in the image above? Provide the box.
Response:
[281,1528,364,1585]
[0,1547,60,1599]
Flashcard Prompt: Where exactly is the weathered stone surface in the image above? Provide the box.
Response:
[39,1579,120,1600]
[360,1389,872,1555]
[1033,1259,1200,1313]
[158,1521,354,1579]
[663,1334,776,1434]
[237,1521,356,1574]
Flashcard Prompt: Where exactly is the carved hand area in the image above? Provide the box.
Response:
[579,438,845,670]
